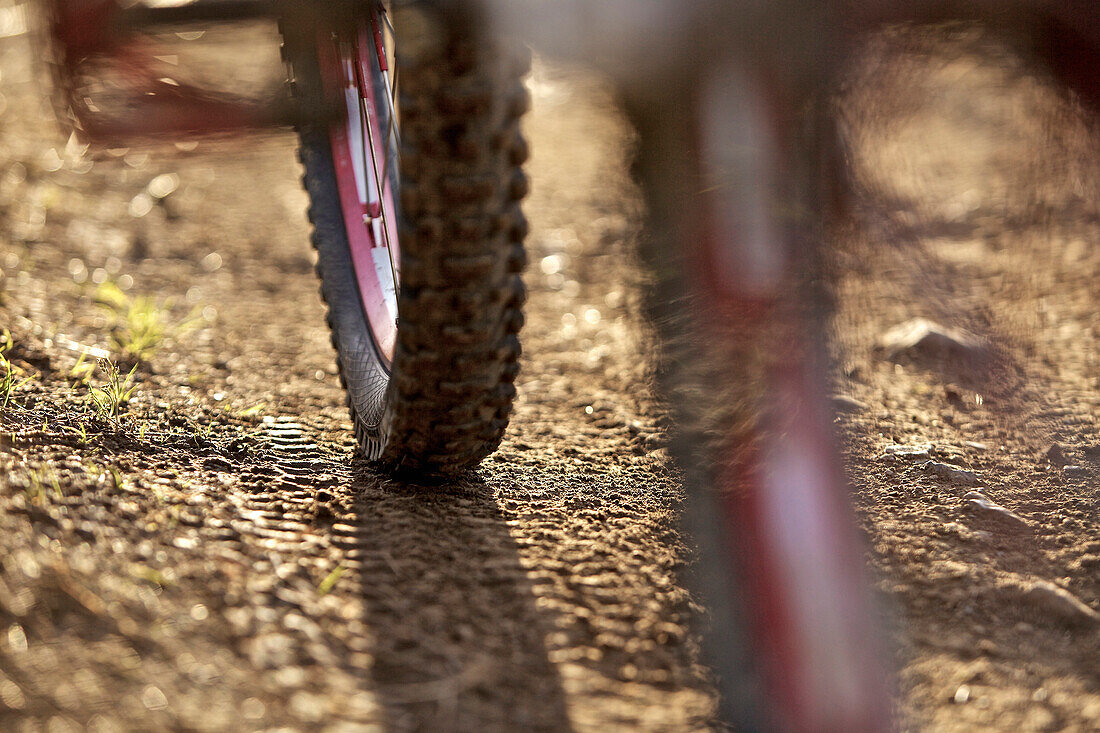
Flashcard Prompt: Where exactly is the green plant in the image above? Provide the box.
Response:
[23,466,62,504]
[95,281,198,363]
[66,421,90,445]
[89,360,138,419]
[130,564,171,588]
[69,347,97,387]
[317,564,346,595]
[235,401,266,418]
[84,461,124,490]
[0,330,35,411]
[191,421,214,445]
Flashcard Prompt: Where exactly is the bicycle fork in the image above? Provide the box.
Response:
[674,61,893,731]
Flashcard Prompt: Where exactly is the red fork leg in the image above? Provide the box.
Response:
[688,61,893,732]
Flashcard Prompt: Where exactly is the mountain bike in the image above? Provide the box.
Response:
[46,0,530,478]
[47,1,1100,731]
[45,0,891,729]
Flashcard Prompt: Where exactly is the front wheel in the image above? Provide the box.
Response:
[284,1,530,478]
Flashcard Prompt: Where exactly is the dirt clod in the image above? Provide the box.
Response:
[992,580,1100,628]
[964,496,1031,531]
[1043,443,1069,466]
[925,461,980,485]
[878,318,989,367]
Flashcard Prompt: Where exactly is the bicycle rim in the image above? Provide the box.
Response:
[315,4,400,370]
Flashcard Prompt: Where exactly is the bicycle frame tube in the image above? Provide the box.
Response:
[46,0,362,142]
[688,64,892,731]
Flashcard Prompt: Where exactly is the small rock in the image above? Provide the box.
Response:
[964,496,1030,530]
[964,441,988,451]
[832,395,868,414]
[951,469,979,485]
[994,580,1100,627]
[1063,465,1086,478]
[1044,443,1069,467]
[925,461,979,485]
[882,443,932,460]
[879,318,989,365]
[141,685,168,711]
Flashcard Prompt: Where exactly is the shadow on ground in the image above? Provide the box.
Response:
[346,466,572,731]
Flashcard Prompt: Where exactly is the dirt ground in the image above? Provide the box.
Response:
[835,28,1100,731]
[0,14,1096,733]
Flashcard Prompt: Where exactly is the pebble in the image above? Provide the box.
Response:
[1044,443,1069,466]
[879,318,989,364]
[141,685,168,711]
[146,173,179,200]
[963,494,1030,530]
[925,461,979,485]
[288,690,327,722]
[882,443,932,460]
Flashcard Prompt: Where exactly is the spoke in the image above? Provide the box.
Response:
[377,6,401,191]
[353,39,400,302]
[389,61,399,118]
[378,67,400,195]
[382,3,396,39]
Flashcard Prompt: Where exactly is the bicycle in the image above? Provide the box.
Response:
[44,1,891,729]
[43,1,1100,731]
[47,0,531,478]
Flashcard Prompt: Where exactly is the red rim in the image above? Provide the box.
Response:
[316,14,401,369]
